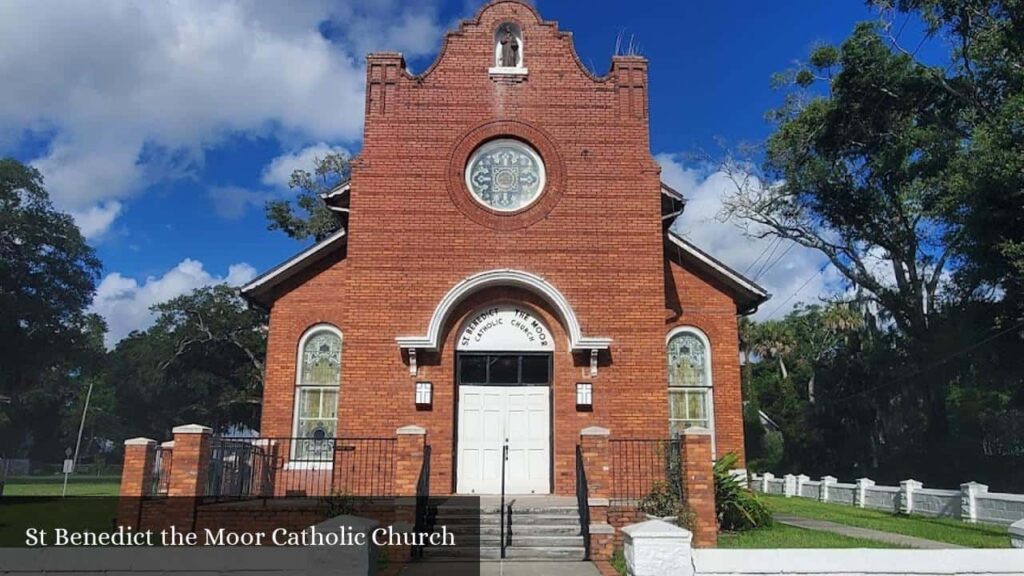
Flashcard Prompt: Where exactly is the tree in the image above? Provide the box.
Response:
[110,285,268,440]
[0,158,105,457]
[264,152,349,242]
[726,3,1024,468]
[722,22,962,341]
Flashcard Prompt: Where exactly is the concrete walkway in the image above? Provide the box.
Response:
[400,560,600,576]
[775,514,967,549]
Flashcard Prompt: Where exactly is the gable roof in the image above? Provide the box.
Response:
[665,228,770,315]
[240,228,347,307]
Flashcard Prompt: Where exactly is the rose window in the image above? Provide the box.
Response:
[465,139,546,212]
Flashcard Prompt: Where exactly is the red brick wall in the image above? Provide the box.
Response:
[664,258,746,465]
[259,0,746,495]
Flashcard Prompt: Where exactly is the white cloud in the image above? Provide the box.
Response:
[91,259,257,348]
[261,143,351,190]
[657,153,843,320]
[69,201,123,240]
[0,0,447,237]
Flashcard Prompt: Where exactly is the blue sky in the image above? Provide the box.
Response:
[1,0,911,345]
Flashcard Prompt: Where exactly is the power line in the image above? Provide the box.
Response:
[743,237,781,276]
[755,241,797,282]
[765,261,830,319]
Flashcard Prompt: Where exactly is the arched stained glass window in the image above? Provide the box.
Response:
[293,326,341,461]
[667,328,714,438]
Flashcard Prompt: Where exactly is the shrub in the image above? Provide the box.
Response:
[637,481,695,530]
[713,452,773,531]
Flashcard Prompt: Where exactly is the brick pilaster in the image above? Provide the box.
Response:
[117,437,156,528]
[681,427,716,548]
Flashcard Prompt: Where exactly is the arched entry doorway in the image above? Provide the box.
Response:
[455,304,552,494]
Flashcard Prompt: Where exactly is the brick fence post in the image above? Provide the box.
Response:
[856,477,875,508]
[117,437,156,528]
[681,427,716,548]
[819,475,836,503]
[580,426,613,559]
[960,481,988,523]
[393,425,426,495]
[165,424,212,531]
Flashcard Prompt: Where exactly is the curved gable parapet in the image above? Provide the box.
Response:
[396,268,612,352]
[404,0,619,84]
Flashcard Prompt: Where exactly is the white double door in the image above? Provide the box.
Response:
[456,385,550,494]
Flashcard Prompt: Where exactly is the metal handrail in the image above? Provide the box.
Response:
[500,440,509,559]
[413,444,432,559]
[576,444,591,560]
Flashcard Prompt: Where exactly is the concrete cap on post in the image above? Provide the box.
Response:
[580,426,611,436]
[160,441,175,449]
[124,437,157,446]
[623,519,694,576]
[396,425,426,436]
[821,475,837,484]
[1010,519,1024,549]
[171,424,212,435]
[960,481,988,493]
[900,478,923,489]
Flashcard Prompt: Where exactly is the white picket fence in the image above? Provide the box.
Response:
[751,472,1024,526]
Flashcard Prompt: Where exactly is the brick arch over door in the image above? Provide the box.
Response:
[396,269,612,353]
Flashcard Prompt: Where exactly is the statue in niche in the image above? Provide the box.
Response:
[498,24,520,67]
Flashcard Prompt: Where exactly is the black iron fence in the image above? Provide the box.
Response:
[148,445,171,497]
[609,438,683,503]
[205,438,276,500]
[202,436,397,499]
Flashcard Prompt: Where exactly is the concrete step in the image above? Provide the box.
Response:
[457,535,585,547]
[437,513,581,526]
[422,545,586,561]
[475,523,581,536]
[438,505,580,516]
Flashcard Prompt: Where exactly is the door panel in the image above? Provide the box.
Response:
[457,385,550,494]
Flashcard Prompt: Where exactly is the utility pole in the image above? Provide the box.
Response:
[63,380,94,497]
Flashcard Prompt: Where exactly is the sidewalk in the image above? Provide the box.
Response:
[775,514,967,549]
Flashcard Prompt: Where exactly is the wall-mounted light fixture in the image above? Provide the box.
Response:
[415,381,433,408]
[576,382,593,410]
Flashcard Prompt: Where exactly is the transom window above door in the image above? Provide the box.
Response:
[458,353,551,386]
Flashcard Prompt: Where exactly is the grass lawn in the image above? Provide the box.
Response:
[763,494,1009,548]
[3,475,121,497]
[718,522,903,548]
[610,524,898,574]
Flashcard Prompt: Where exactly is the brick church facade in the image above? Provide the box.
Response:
[240,0,768,498]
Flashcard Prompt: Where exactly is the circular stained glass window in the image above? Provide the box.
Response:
[465,139,546,212]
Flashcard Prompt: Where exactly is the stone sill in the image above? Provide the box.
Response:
[488,67,528,79]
